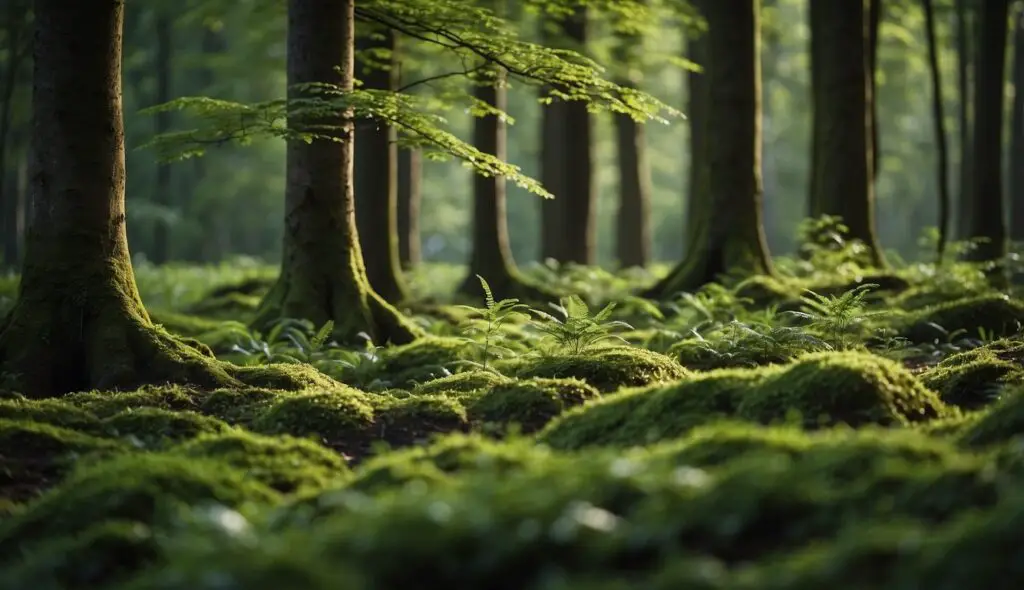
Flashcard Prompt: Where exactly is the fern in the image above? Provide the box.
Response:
[785,283,884,350]
[529,295,634,355]
[455,275,532,369]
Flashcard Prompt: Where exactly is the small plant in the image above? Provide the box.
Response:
[785,283,884,350]
[455,275,533,369]
[529,295,633,355]
[333,332,391,390]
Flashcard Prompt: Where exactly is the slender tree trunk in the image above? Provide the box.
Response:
[151,12,173,264]
[867,0,881,178]
[923,0,951,261]
[613,28,652,269]
[253,0,420,345]
[955,0,976,240]
[354,26,407,303]
[808,0,886,267]
[560,6,596,265]
[1010,6,1024,243]
[683,21,710,256]
[397,147,421,269]
[0,0,29,269]
[645,0,773,297]
[0,0,244,397]
[964,0,1010,264]
[539,13,568,264]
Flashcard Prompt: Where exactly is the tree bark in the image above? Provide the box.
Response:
[151,12,173,264]
[539,13,568,264]
[0,0,30,269]
[955,0,976,240]
[613,28,652,269]
[253,0,420,345]
[0,0,244,397]
[964,0,1009,264]
[808,0,886,267]
[397,147,421,269]
[923,0,951,261]
[559,6,596,265]
[645,0,773,297]
[1010,6,1024,243]
[354,26,408,303]
[867,0,881,178]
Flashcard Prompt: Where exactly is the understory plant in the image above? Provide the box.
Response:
[456,275,532,370]
[529,295,633,356]
[785,283,884,350]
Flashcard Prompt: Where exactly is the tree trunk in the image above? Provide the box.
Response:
[151,12,173,264]
[354,26,407,303]
[253,0,420,345]
[613,28,652,270]
[0,0,29,269]
[1010,6,1024,243]
[645,0,773,298]
[539,12,568,264]
[964,0,1009,264]
[0,0,243,397]
[559,7,596,265]
[808,0,886,267]
[867,0,881,178]
[683,23,709,257]
[955,0,976,240]
[923,0,951,261]
[397,147,421,269]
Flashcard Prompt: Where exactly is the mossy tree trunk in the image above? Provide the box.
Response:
[612,26,652,270]
[397,147,421,270]
[0,0,245,397]
[354,26,408,303]
[253,0,420,345]
[808,0,886,268]
[152,11,173,264]
[963,0,1009,264]
[644,0,773,299]
[682,21,709,259]
[1009,7,1024,244]
[560,6,596,266]
[458,67,546,301]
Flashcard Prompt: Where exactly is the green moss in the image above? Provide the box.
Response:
[411,369,512,395]
[539,370,753,450]
[374,395,470,446]
[252,390,376,454]
[101,408,233,448]
[373,337,472,388]
[148,309,225,338]
[171,431,349,494]
[198,386,284,425]
[465,377,600,434]
[739,352,950,428]
[920,353,1021,410]
[62,384,201,418]
[2,521,158,590]
[509,347,689,393]
[233,363,349,391]
[917,412,985,439]
[185,292,262,318]
[958,386,1024,447]
[0,453,279,554]
[900,294,1024,343]
[0,419,128,502]
[0,398,102,432]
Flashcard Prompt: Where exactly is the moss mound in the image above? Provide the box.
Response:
[63,385,201,418]
[466,377,600,434]
[233,363,348,391]
[920,346,1023,410]
[372,337,471,389]
[171,431,349,494]
[900,294,1024,343]
[101,408,234,448]
[374,395,470,447]
[198,386,284,425]
[185,291,262,318]
[411,369,512,395]
[510,347,689,393]
[252,390,376,454]
[0,398,103,432]
[958,386,1024,447]
[2,521,158,590]
[738,352,949,428]
[0,419,127,502]
[0,453,279,554]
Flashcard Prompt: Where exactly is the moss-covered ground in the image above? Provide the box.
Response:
[5,258,1024,588]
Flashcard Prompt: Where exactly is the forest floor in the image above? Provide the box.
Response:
[2,249,1024,589]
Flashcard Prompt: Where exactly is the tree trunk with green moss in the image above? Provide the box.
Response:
[397,147,421,269]
[1009,7,1024,243]
[644,0,772,298]
[808,0,886,267]
[964,0,1009,264]
[0,0,245,397]
[355,26,408,303]
[253,0,420,345]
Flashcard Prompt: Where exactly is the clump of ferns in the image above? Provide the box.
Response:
[528,294,634,356]
[455,275,533,371]
[671,312,830,370]
[783,283,886,350]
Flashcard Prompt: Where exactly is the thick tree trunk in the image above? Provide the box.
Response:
[1010,7,1024,243]
[923,0,952,261]
[253,0,419,345]
[354,26,407,303]
[867,0,881,179]
[151,13,173,264]
[560,7,596,265]
[539,91,567,263]
[955,0,976,240]
[613,29,652,269]
[808,0,886,267]
[0,0,29,269]
[645,0,773,297]
[397,147,421,269]
[964,0,1009,264]
[0,0,245,397]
